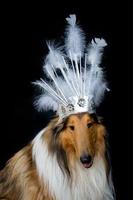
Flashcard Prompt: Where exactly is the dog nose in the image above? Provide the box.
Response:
[80,154,92,164]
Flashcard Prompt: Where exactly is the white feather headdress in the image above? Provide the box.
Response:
[34,14,108,119]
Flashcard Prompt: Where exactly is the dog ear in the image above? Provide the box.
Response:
[97,116,104,124]
[90,113,104,124]
[52,118,68,135]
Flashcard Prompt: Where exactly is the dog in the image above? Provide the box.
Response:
[0,112,115,199]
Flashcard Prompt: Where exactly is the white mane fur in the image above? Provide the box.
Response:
[32,129,115,200]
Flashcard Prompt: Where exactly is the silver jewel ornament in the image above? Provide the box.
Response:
[67,104,74,112]
[78,98,86,107]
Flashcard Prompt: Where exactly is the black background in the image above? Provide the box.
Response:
[0,2,132,199]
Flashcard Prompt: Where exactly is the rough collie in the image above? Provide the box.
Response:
[0,112,115,199]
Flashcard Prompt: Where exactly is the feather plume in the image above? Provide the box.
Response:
[33,80,67,105]
[33,15,109,117]
[87,38,107,66]
[65,14,85,60]
[85,64,108,106]
[45,43,65,69]
[34,94,58,111]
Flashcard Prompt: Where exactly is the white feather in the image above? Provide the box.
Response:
[66,14,76,26]
[87,38,107,66]
[55,77,74,98]
[34,94,58,111]
[43,63,55,78]
[85,65,108,106]
[45,43,65,69]
[65,14,85,60]
[94,82,107,106]
[33,80,67,106]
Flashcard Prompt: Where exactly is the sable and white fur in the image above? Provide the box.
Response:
[32,128,114,200]
[0,113,115,200]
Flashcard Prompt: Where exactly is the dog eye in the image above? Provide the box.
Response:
[87,123,93,128]
[69,126,75,131]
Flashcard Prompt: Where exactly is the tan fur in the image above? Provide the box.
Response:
[0,113,107,199]
[0,145,53,200]
[59,113,106,168]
